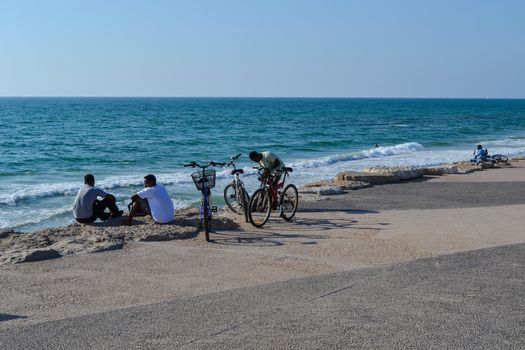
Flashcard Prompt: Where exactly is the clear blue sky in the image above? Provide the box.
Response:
[1,0,524,97]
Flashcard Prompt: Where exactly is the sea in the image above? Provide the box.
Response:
[1,97,525,232]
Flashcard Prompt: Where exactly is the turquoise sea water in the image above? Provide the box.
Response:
[1,97,525,231]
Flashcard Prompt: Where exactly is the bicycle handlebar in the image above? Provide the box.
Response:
[210,161,226,167]
[183,161,223,169]
[223,154,242,167]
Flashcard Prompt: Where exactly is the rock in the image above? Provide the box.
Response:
[479,161,495,169]
[362,166,425,181]
[316,186,345,196]
[340,181,372,190]
[336,171,400,185]
[442,166,474,174]
[9,248,61,264]
[299,180,338,194]
[422,167,445,176]
[0,230,18,239]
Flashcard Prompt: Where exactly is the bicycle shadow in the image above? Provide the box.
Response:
[0,313,27,322]
[211,208,387,246]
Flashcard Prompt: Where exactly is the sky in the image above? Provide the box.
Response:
[1,0,524,98]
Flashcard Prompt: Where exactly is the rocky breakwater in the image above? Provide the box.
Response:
[299,166,424,198]
[0,208,238,264]
[299,160,514,200]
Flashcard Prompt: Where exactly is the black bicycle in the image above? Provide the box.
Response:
[184,161,221,242]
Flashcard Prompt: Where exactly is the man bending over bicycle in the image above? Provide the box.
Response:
[249,150,285,187]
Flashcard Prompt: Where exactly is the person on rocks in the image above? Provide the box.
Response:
[127,174,174,225]
[249,150,286,187]
[73,174,123,223]
[471,144,488,163]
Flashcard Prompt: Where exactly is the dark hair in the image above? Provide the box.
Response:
[249,151,259,161]
[84,174,95,185]
[144,174,156,185]
[477,145,482,149]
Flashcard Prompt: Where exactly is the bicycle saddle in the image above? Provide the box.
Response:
[284,167,293,172]
[231,169,244,175]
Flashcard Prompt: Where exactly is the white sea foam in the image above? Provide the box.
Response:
[0,204,72,230]
[291,142,425,170]
[0,172,192,206]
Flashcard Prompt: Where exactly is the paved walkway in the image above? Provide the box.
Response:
[300,179,525,211]
[2,243,524,349]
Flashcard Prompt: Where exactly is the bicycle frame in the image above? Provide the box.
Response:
[257,169,289,206]
[200,181,212,224]
[232,169,246,203]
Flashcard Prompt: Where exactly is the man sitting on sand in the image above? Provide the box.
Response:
[73,174,123,223]
[127,174,174,225]
[471,144,488,163]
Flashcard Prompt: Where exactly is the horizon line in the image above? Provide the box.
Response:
[1,96,525,100]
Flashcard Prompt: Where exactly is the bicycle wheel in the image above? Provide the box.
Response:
[492,154,509,163]
[224,182,243,215]
[279,184,298,221]
[248,189,272,228]
[202,198,211,242]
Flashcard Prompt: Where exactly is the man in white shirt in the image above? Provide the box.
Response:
[127,174,174,225]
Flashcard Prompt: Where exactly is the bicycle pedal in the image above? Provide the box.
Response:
[211,206,218,212]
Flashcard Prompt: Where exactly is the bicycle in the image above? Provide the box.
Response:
[475,154,509,165]
[248,167,298,228]
[184,161,221,242]
[490,154,509,163]
[222,154,250,222]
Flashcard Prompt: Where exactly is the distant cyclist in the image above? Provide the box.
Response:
[249,150,286,187]
[471,144,488,163]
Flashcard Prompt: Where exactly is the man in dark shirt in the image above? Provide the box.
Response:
[72,174,122,223]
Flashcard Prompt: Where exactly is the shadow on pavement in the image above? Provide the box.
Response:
[0,314,27,322]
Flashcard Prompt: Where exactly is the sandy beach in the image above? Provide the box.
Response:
[1,160,524,334]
